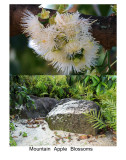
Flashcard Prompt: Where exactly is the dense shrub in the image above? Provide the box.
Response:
[10,76,35,114]
[10,75,116,131]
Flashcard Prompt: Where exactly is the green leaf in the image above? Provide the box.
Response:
[18,94,23,105]
[84,76,90,85]
[101,82,108,88]
[91,77,99,87]
[111,5,117,15]
[112,75,117,81]
[58,5,68,13]
[10,136,17,146]
[96,84,101,95]
[92,75,100,82]
[21,86,27,92]
[10,122,15,131]
[22,132,27,137]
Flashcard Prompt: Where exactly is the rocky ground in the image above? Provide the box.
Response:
[10,118,116,146]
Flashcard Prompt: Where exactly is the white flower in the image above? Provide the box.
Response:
[38,4,43,8]
[21,10,99,74]
[21,10,43,39]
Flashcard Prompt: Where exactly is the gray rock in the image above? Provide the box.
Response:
[46,99,100,135]
[19,96,58,119]
[56,98,74,105]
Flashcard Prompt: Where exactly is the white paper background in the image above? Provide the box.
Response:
[0,0,125,159]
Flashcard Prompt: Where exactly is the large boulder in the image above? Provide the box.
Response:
[19,96,58,119]
[46,99,100,136]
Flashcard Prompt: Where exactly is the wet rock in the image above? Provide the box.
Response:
[46,99,100,136]
[19,96,58,119]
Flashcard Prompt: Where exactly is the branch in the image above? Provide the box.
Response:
[10,4,116,50]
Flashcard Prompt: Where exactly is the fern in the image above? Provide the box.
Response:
[84,110,106,130]
[98,88,116,131]
[84,88,116,131]
[102,99,116,131]
[12,75,116,132]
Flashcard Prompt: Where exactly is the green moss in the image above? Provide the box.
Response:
[46,114,97,135]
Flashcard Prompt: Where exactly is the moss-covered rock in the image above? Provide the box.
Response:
[46,99,100,135]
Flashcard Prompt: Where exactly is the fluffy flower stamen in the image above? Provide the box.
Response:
[21,10,99,74]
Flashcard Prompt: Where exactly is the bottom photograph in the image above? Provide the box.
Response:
[9,75,116,146]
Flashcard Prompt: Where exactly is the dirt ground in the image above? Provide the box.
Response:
[10,118,116,146]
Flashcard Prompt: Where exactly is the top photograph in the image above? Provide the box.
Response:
[10,4,117,75]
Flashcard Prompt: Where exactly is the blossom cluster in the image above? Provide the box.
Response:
[21,9,99,74]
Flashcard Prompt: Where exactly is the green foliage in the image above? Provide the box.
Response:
[9,121,17,146]
[10,135,17,146]
[83,75,116,131]
[22,132,27,137]
[96,88,116,131]
[12,75,116,102]
[84,88,116,131]
[10,75,116,132]
[58,5,68,13]
[84,110,106,129]
[78,4,111,16]
[10,122,15,131]
[19,75,69,99]
[69,81,84,99]
[10,75,35,114]
[111,5,117,15]
[83,75,116,96]
[95,49,116,75]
